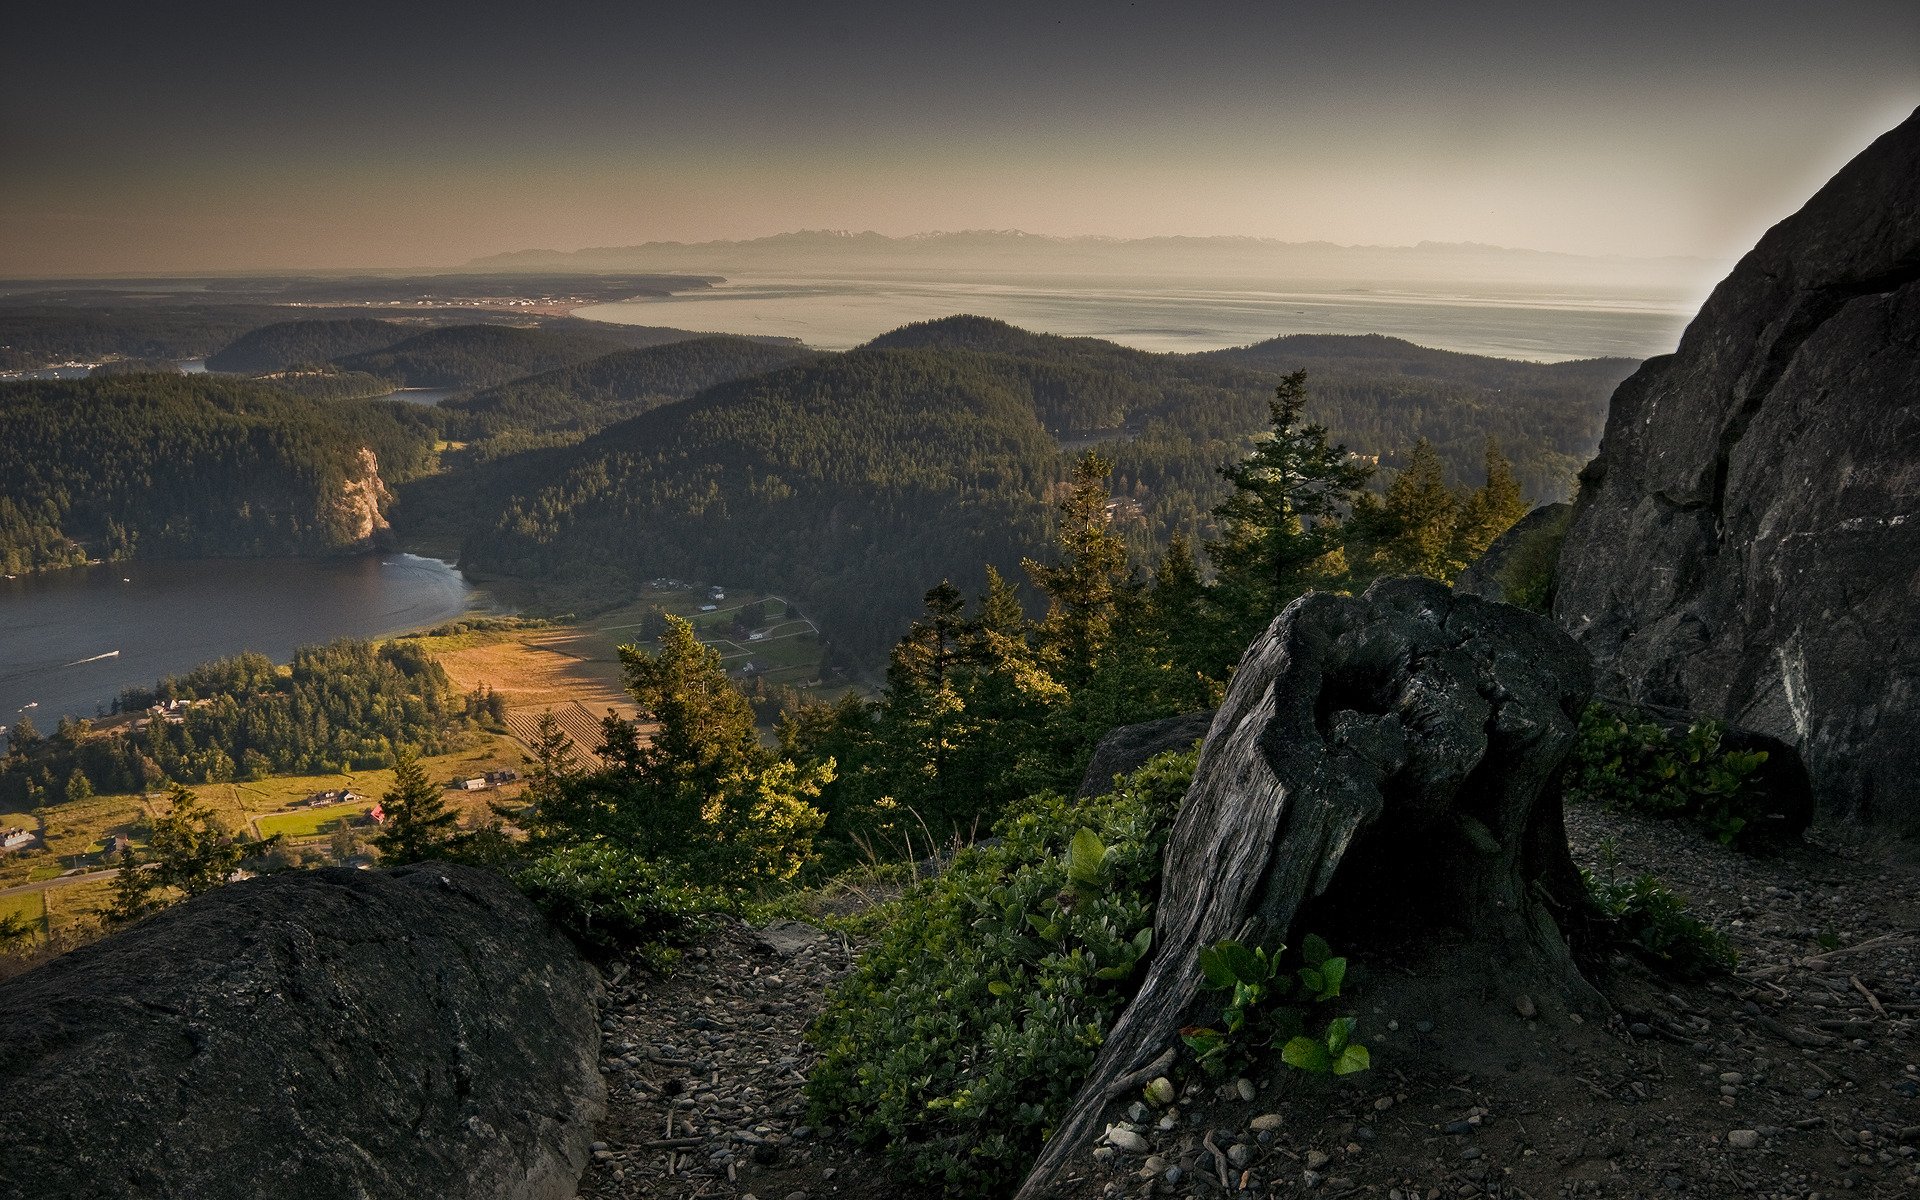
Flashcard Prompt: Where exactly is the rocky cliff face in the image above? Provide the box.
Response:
[329,444,393,544]
[0,864,604,1200]
[1551,108,1920,834]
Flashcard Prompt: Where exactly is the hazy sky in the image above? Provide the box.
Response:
[3,1,1915,275]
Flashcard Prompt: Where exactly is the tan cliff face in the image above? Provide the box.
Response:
[329,446,393,544]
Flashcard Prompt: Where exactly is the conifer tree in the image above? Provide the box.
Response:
[1203,373,1373,669]
[372,748,457,864]
[1452,437,1531,564]
[107,844,159,924]
[1025,452,1131,689]
[1379,438,1462,580]
[147,783,242,896]
[619,615,764,836]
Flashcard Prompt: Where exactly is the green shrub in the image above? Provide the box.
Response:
[1180,933,1368,1079]
[515,841,736,965]
[806,749,1195,1197]
[1565,704,1769,845]
[1583,846,1735,977]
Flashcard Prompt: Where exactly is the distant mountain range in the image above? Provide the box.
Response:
[468,230,1719,292]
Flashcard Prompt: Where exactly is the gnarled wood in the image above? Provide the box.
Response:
[1017,578,1597,1198]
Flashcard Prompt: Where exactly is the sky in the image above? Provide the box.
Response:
[2,0,1916,276]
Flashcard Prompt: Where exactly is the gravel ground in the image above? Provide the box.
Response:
[576,806,1919,1199]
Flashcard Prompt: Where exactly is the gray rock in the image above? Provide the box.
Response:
[751,920,826,957]
[1456,502,1572,608]
[0,864,603,1200]
[1551,107,1920,834]
[1074,709,1215,797]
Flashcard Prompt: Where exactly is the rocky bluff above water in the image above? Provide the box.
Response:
[0,865,604,1200]
[1552,107,1920,835]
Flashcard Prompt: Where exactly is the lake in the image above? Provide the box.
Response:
[0,555,495,738]
[578,272,1699,362]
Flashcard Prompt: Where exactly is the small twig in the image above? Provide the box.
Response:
[641,1135,705,1150]
[1203,1130,1231,1189]
[1799,932,1915,963]
[1850,974,1887,1018]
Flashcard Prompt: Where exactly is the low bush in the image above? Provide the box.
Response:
[514,841,737,966]
[806,749,1195,1197]
[1565,704,1769,845]
[1583,843,1736,976]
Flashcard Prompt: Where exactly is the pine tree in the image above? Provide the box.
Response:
[1024,452,1131,689]
[518,710,582,845]
[1203,373,1373,669]
[1452,437,1530,565]
[1379,438,1462,580]
[107,844,159,924]
[372,748,457,864]
[147,783,242,897]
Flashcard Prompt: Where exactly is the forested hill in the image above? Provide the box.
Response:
[445,336,818,441]
[335,324,639,389]
[206,318,412,374]
[1204,333,1639,498]
[0,375,439,574]
[460,347,1066,659]
[0,305,366,371]
[454,318,1636,660]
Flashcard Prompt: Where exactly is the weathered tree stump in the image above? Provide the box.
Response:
[1017,578,1598,1198]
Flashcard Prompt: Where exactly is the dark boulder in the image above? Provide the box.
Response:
[1551,108,1920,834]
[0,864,604,1200]
[1074,709,1215,797]
[1456,501,1572,610]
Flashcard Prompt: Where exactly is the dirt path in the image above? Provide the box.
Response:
[576,917,905,1200]
[576,807,1919,1199]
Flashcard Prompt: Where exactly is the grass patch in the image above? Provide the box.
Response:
[44,878,115,939]
[0,891,45,929]
[257,801,371,839]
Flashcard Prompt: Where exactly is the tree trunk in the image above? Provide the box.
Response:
[1017,577,1601,1199]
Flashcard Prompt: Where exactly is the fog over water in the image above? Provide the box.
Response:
[580,273,1696,361]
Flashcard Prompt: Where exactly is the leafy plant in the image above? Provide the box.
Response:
[1281,1015,1372,1076]
[1180,932,1364,1078]
[805,750,1195,1198]
[1565,704,1770,845]
[1584,841,1735,976]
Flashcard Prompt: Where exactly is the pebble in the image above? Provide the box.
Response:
[1145,1076,1176,1106]
[1250,1113,1285,1131]
[1235,1076,1257,1101]
[1305,1150,1330,1170]
[1106,1128,1150,1154]
[1515,994,1537,1019]
[1728,1129,1761,1149]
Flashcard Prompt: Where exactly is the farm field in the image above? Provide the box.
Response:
[0,735,532,895]
[0,890,45,931]
[187,735,530,843]
[418,585,829,761]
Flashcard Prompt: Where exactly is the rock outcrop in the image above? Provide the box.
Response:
[1018,578,1596,1198]
[1455,501,1571,609]
[1074,709,1215,797]
[0,864,604,1200]
[1551,108,1920,833]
